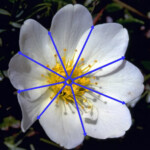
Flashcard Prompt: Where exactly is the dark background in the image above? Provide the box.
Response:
[0,0,150,150]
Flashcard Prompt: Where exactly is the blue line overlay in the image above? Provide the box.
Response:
[73,56,125,80]
[70,84,87,136]
[69,26,94,78]
[18,51,66,79]
[48,32,69,78]
[18,81,64,93]
[37,84,66,119]
[73,82,126,105]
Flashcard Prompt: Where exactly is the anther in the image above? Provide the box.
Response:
[88,106,91,109]
[81,58,84,61]
[94,60,98,63]
[41,74,44,77]
[64,48,67,52]
[83,99,87,102]
[88,64,92,67]
[93,76,96,79]
[46,64,50,68]
[95,82,98,85]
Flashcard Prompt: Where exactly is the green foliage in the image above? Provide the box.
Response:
[142,61,150,71]
[9,22,21,28]
[117,17,144,25]
[0,9,11,16]
[8,0,17,3]
[106,2,123,12]
[0,116,20,130]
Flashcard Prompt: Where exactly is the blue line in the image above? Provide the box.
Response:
[72,56,125,80]
[48,32,69,78]
[70,84,87,136]
[70,26,94,78]
[18,81,64,93]
[37,84,66,119]
[73,82,125,105]
[18,51,66,79]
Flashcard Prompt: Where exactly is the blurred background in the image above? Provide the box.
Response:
[0,0,150,149]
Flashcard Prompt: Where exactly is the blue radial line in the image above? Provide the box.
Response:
[18,81,65,93]
[48,32,69,78]
[73,82,126,105]
[18,51,66,79]
[37,84,66,119]
[69,25,94,78]
[70,84,87,136]
[72,56,125,80]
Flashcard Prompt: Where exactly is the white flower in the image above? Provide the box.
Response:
[8,4,144,149]
[127,96,141,107]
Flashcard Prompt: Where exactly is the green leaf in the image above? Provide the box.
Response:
[0,29,6,34]
[40,138,61,148]
[0,116,20,129]
[106,2,123,12]
[4,142,15,149]
[0,38,2,47]
[117,17,144,25]
[0,71,4,81]
[0,8,11,16]
[4,142,26,150]
[30,144,35,150]
[8,0,16,3]
[141,61,150,71]
[9,22,21,28]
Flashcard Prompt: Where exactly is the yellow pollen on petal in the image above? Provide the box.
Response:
[41,49,98,109]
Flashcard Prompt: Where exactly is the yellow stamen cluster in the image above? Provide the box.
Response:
[41,49,98,109]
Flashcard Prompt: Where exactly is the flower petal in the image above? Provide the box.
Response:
[8,53,48,101]
[18,89,51,132]
[127,96,141,107]
[84,100,132,139]
[20,19,56,67]
[39,100,84,149]
[50,4,93,60]
[75,23,129,76]
[93,61,144,104]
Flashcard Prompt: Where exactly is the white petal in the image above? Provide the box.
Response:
[39,100,84,149]
[8,53,48,101]
[20,19,56,67]
[50,4,93,60]
[18,90,51,132]
[75,23,129,76]
[93,61,144,103]
[84,100,132,139]
[127,96,141,107]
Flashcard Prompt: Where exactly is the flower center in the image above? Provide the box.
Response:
[41,49,98,109]
[66,79,72,85]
